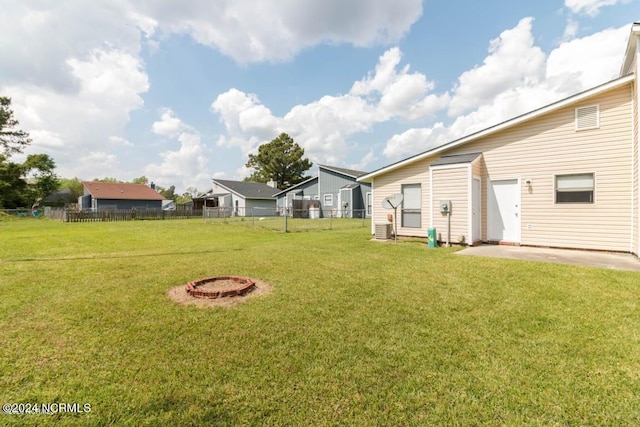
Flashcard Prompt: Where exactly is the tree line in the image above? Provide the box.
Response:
[0,97,58,209]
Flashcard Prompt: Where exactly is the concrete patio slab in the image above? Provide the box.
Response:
[456,245,640,272]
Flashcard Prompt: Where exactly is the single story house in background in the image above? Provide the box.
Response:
[273,175,319,217]
[358,22,640,257]
[206,179,279,217]
[40,188,77,207]
[275,165,372,218]
[191,189,217,210]
[78,181,164,211]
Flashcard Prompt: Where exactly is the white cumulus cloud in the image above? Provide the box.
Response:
[564,0,629,16]
[152,109,192,138]
[4,47,149,180]
[448,17,546,117]
[135,0,423,63]
[146,109,213,191]
[382,20,630,161]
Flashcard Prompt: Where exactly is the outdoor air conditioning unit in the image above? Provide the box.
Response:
[375,223,393,240]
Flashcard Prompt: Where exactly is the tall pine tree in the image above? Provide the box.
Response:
[245,133,312,189]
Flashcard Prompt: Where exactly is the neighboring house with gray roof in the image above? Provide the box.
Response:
[209,179,279,216]
[274,165,372,218]
[273,176,319,215]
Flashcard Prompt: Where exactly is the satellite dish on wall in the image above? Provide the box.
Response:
[381,193,404,209]
[381,193,403,245]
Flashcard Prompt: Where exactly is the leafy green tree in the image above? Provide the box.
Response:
[184,186,198,198]
[176,187,197,205]
[59,177,85,199]
[92,177,120,183]
[0,97,31,155]
[153,184,176,201]
[0,154,58,208]
[0,155,27,208]
[132,176,149,185]
[245,133,312,189]
[0,98,61,208]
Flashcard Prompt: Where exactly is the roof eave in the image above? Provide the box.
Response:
[620,23,640,77]
[211,180,241,198]
[273,176,318,197]
[357,74,635,182]
[319,164,363,179]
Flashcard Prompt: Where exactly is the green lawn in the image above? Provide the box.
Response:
[1,218,640,426]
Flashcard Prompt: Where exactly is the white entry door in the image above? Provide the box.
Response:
[472,178,481,242]
[488,179,520,243]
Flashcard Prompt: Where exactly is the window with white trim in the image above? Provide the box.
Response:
[401,184,421,228]
[323,194,333,206]
[555,173,594,203]
[366,192,372,217]
[575,105,599,130]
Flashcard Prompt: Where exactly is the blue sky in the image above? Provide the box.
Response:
[1,0,638,194]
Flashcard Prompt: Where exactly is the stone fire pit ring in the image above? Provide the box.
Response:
[185,276,256,299]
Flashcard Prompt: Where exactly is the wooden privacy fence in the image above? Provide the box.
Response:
[62,208,202,223]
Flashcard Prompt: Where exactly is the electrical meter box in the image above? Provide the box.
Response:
[439,200,451,213]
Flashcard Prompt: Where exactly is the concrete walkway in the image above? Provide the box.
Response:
[457,245,640,272]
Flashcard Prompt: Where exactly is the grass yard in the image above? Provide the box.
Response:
[1,218,640,425]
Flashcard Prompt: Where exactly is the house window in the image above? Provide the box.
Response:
[401,184,421,228]
[323,194,333,206]
[575,105,599,130]
[555,173,594,203]
[366,192,372,217]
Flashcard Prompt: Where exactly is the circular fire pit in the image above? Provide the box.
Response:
[185,276,256,299]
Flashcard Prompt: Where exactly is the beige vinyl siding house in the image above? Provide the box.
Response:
[633,74,640,256]
[360,23,640,257]
[429,153,482,245]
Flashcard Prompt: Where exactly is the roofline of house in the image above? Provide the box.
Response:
[273,176,319,197]
[318,164,366,179]
[620,22,640,77]
[81,181,165,200]
[211,179,278,200]
[357,74,635,183]
[211,179,242,199]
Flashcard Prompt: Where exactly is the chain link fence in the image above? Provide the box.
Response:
[203,207,370,232]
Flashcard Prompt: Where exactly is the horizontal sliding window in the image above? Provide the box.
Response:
[555,173,594,203]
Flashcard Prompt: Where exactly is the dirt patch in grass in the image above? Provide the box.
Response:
[168,278,272,308]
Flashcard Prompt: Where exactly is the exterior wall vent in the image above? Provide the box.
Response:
[575,105,599,130]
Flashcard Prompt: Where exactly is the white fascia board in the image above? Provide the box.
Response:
[358,75,635,183]
[620,23,640,77]
[429,163,471,171]
[212,181,243,200]
[273,176,318,197]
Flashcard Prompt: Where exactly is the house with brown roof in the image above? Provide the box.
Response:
[79,181,165,211]
[358,22,640,257]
